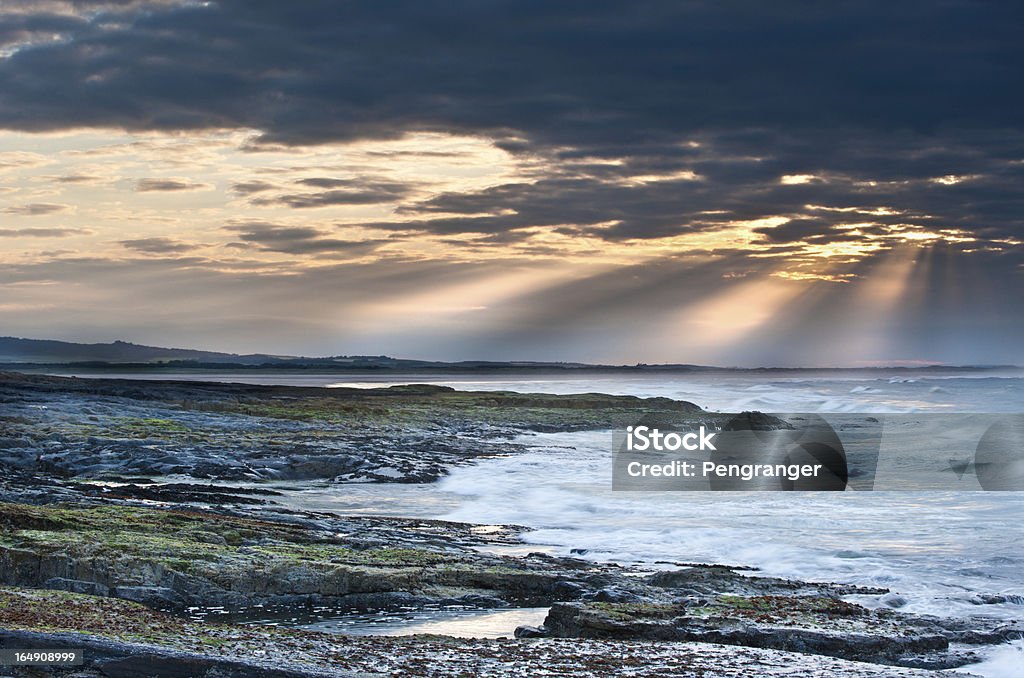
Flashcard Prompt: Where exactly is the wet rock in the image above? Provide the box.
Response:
[92,483,278,506]
[590,587,641,603]
[880,592,909,608]
[551,581,590,600]
[514,625,550,638]
[111,586,186,611]
[973,593,1024,605]
[44,577,110,597]
[646,565,886,598]
[722,411,795,431]
[282,454,363,479]
[441,593,509,608]
[543,599,958,667]
[0,629,336,678]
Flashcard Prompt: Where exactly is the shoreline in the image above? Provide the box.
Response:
[0,371,1020,676]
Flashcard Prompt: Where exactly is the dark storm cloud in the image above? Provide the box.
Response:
[346,128,1022,243]
[0,9,83,48]
[0,1,1022,247]
[2,1,1021,141]
[753,218,832,244]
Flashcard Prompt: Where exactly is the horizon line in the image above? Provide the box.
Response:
[1,336,1021,372]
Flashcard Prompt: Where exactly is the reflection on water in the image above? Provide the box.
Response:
[200,606,550,638]
[291,607,550,638]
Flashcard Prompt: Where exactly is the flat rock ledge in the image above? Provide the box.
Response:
[0,626,960,678]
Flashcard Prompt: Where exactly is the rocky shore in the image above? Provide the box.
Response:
[0,607,957,677]
[0,372,1017,676]
[0,371,702,484]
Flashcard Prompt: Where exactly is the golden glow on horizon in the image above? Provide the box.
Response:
[1,126,1011,365]
[0,128,993,274]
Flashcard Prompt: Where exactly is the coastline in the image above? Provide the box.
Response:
[0,371,1019,676]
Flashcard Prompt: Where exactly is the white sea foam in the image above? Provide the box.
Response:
[438,414,1024,622]
[955,639,1024,678]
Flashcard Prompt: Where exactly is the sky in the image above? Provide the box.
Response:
[0,0,1021,366]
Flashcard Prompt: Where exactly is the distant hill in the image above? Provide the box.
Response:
[0,336,1018,373]
[0,337,278,365]
[0,336,599,370]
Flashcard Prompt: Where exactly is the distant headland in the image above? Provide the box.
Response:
[1,336,1019,374]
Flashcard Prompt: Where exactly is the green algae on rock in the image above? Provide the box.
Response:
[0,501,612,613]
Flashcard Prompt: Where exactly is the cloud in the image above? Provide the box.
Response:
[134,178,212,192]
[252,178,415,208]
[0,1,1020,250]
[0,150,50,170]
[0,226,87,237]
[3,202,70,215]
[0,1,1021,364]
[46,173,108,184]
[222,222,389,256]
[120,236,198,253]
[0,1,1020,142]
[229,180,277,195]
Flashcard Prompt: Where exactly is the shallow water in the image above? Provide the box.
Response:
[258,607,550,638]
